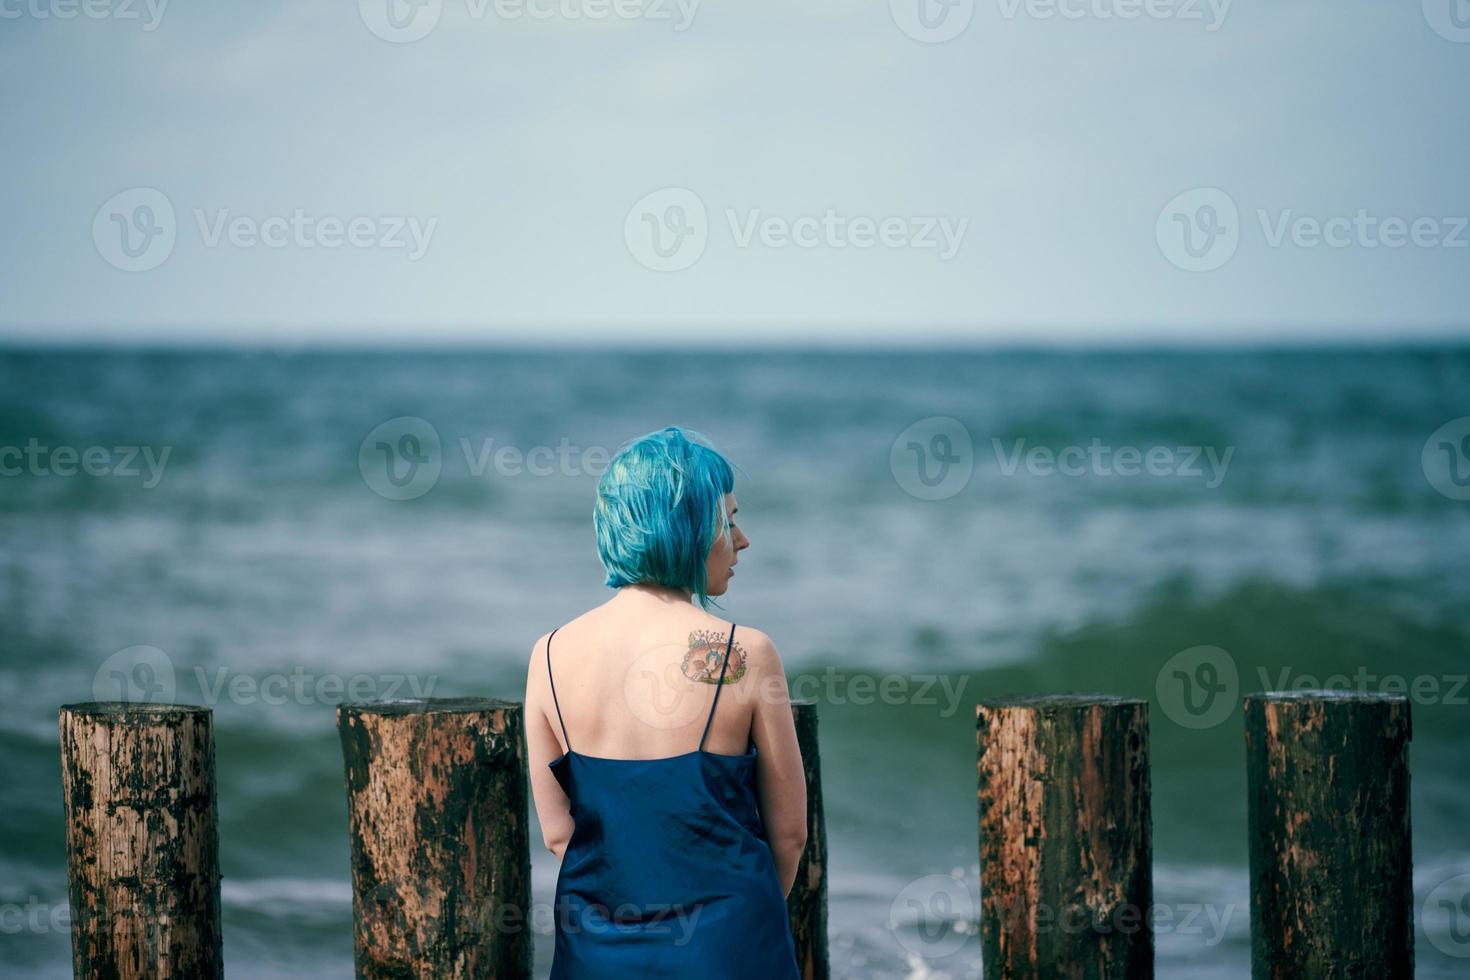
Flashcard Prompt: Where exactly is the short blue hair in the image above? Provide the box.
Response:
[595,426,736,609]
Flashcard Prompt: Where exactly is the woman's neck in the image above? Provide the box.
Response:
[615,582,693,605]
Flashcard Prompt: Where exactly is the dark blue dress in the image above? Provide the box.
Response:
[545,624,801,980]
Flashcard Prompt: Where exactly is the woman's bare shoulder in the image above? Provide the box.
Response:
[691,618,783,675]
[526,608,600,663]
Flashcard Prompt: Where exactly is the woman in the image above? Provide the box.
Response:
[525,426,807,979]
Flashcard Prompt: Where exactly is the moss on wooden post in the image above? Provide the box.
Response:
[58,701,223,979]
[976,695,1153,980]
[338,698,531,979]
[1244,691,1413,980]
[787,698,829,980]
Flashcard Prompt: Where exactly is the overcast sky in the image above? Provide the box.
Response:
[2,0,1468,345]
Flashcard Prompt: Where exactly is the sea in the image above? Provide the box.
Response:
[1,346,1467,978]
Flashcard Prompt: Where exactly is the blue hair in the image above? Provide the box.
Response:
[594,426,736,609]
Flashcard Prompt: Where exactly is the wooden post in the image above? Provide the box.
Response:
[1244,691,1413,979]
[976,695,1153,979]
[338,698,530,980]
[58,702,223,979]
[787,698,829,980]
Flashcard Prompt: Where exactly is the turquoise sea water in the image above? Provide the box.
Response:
[1,347,1468,978]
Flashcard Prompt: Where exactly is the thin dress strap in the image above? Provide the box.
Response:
[697,624,736,752]
[545,627,571,752]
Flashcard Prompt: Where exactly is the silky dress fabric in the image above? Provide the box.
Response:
[546,624,801,980]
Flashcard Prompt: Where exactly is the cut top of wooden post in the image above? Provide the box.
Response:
[977,693,1145,713]
[1245,689,1409,704]
[59,701,210,720]
[1244,689,1412,738]
[338,697,520,718]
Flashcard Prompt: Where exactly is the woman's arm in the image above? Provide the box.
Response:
[525,633,575,861]
[745,629,808,897]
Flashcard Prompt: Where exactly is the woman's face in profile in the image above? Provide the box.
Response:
[704,493,748,596]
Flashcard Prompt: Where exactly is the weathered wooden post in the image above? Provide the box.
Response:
[58,702,223,979]
[787,698,829,980]
[976,695,1153,979]
[1244,691,1413,979]
[338,698,531,979]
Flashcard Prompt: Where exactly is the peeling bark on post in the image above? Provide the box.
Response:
[1244,691,1413,980]
[787,698,829,980]
[58,701,223,980]
[338,698,531,980]
[976,695,1153,980]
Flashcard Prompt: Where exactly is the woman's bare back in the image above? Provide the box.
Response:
[540,596,758,760]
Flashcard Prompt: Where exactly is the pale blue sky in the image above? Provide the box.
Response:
[2,0,1468,344]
